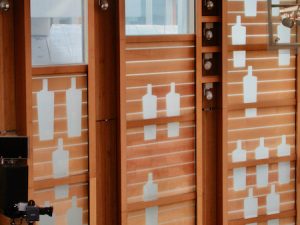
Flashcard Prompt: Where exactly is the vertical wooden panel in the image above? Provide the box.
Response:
[0,1,15,131]
[96,120,118,225]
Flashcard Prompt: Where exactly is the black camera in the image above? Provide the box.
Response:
[9,200,53,225]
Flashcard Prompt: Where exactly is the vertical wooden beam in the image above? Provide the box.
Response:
[221,0,228,224]
[195,0,203,224]
[88,1,97,225]
[118,0,127,223]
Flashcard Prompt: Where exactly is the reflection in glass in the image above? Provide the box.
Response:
[125,0,194,35]
[31,0,87,66]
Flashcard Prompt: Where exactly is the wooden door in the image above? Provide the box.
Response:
[222,0,299,224]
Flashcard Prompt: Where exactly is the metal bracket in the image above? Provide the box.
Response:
[0,0,9,12]
[99,0,109,11]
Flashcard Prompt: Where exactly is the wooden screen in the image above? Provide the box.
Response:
[31,74,89,225]
[120,36,197,224]
[222,0,298,224]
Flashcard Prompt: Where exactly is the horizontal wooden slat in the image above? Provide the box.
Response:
[32,65,88,76]
[126,35,195,43]
[127,192,196,212]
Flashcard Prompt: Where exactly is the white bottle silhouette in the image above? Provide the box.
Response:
[37,79,55,141]
[233,51,246,68]
[255,138,269,187]
[268,219,279,225]
[143,173,159,225]
[272,0,280,16]
[166,83,180,116]
[143,173,158,202]
[278,49,290,66]
[232,16,246,45]
[244,188,258,219]
[232,140,247,191]
[143,84,157,119]
[67,196,83,225]
[144,125,157,141]
[243,66,257,103]
[277,24,291,44]
[66,78,82,138]
[278,135,291,184]
[266,184,280,215]
[39,201,55,225]
[244,0,257,17]
[52,138,69,178]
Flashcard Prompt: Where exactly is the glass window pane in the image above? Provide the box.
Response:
[31,0,87,66]
[125,0,195,35]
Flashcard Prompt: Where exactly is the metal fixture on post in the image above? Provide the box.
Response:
[99,0,109,11]
[267,0,300,48]
[205,0,214,10]
[0,0,9,12]
[204,83,214,101]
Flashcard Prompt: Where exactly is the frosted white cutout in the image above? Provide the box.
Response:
[143,84,157,119]
[66,78,82,138]
[167,122,180,138]
[266,184,280,215]
[233,168,247,191]
[232,140,247,162]
[277,135,290,157]
[272,0,280,16]
[232,16,246,45]
[166,83,180,116]
[278,161,290,184]
[244,188,258,219]
[55,185,69,200]
[255,137,269,160]
[144,125,157,141]
[256,164,269,187]
[232,141,247,191]
[247,224,257,225]
[268,219,279,225]
[37,79,55,141]
[244,0,257,17]
[277,24,291,44]
[233,51,246,68]
[40,201,55,225]
[245,108,257,118]
[67,196,83,225]
[143,173,158,202]
[279,49,291,66]
[52,138,69,178]
[243,66,257,104]
[145,206,158,225]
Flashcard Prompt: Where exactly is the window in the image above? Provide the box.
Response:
[126,0,195,35]
[31,0,87,66]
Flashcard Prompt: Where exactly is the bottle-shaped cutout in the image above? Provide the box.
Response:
[245,108,257,118]
[243,66,257,104]
[278,49,290,66]
[167,122,180,138]
[143,84,157,119]
[233,51,246,68]
[277,135,290,157]
[67,196,83,225]
[37,79,55,141]
[145,206,159,225]
[255,138,269,187]
[266,184,280,215]
[244,0,257,17]
[52,138,69,178]
[277,24,291,44]
[166,83,180,117]
[268,219,279,225]
[232,16,246,45]
[55,184,69,200]
[40,201,55,225]
[232,141,247,191]
[278,161,290,184]
[143,173,158,202]
[66,77,82,138]
[244,188,258,219]
[144,125,157,141]
[272,0,280,16]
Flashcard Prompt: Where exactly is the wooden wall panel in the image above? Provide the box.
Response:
[222,0,298,224]
[0,1,16,131]
[120,37,197,224]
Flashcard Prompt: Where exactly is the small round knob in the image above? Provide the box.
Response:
[206,0,214,10]
[101,2,109,10]
[205,29,213,40]
[0,1,9,11]
[204,60,213,71]
[205,90,213,101]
